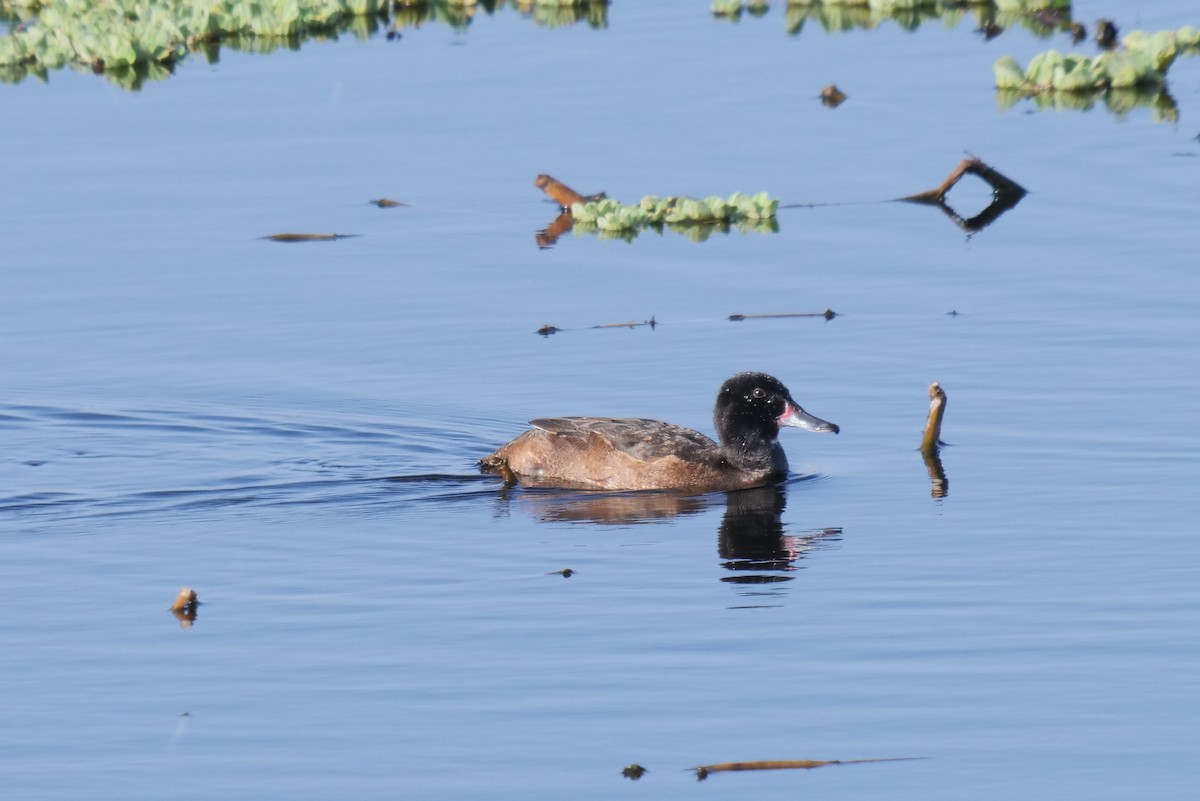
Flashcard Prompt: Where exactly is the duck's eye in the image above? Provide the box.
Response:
[751,387,767,399]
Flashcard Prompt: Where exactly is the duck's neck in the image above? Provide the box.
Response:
[719,427,787,475]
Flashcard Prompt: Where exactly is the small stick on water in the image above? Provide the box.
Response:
[729,309,837,321]
[536,318,656,335]
[591,317,656,330]
[921,382,947,454]
[263,233,357,243]
[693,757,923,780]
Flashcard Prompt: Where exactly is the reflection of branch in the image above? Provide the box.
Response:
[902,157,1027,234]
[536,211,574,249]
[920,383,948,500]
[923,449,948,500]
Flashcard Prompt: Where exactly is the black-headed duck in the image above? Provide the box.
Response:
[481,372,838,491]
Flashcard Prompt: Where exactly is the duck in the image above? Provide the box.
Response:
[480,372,838,491]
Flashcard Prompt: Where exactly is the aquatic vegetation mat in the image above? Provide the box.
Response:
[534,174,779,244]
[776,0,1073,38]
[0,0,609,88]
[994,27,1199,122]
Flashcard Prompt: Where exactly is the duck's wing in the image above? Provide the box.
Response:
[529,417,720,463]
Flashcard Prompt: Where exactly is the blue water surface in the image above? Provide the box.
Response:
[2,2,1199,799]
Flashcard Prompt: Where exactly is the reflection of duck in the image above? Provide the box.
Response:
[494,488,712,525]
[481,373,839,491]
[717,485,842,584]
[492,481,841,589]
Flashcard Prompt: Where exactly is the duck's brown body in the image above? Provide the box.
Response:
[483,417,783,491]
[481,373,839,492]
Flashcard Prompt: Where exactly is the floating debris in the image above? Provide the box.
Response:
[819,84,847,107]
[729,309,837,322]
[369,198,407,208]
[976,21,1003,41]
[263,233,357,243]
[546,568,575,578]
[621,764,647,780]
[693,757,921,781]
[169,587,199,628]
[591,317,657,330]
[1095,18,1119,49]
[536,318,656,335]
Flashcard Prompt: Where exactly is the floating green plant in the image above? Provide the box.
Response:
[995,27,1198,95]
[993,26,1197,122]
[567,193,779,242]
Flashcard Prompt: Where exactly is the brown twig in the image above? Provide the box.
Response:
[694,757,922,781]
[263,233,356,242]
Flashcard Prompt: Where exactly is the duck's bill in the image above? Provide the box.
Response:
[778,402,840,434]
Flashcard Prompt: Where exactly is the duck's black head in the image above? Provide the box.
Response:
[713,373,839,461]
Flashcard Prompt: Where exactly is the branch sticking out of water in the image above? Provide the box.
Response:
[169,587,199,628]
[921,382,947,455]
[902,157,1027,205]
[901,156,1027,234]
[922,383,949,499]
[535,174,605,210]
